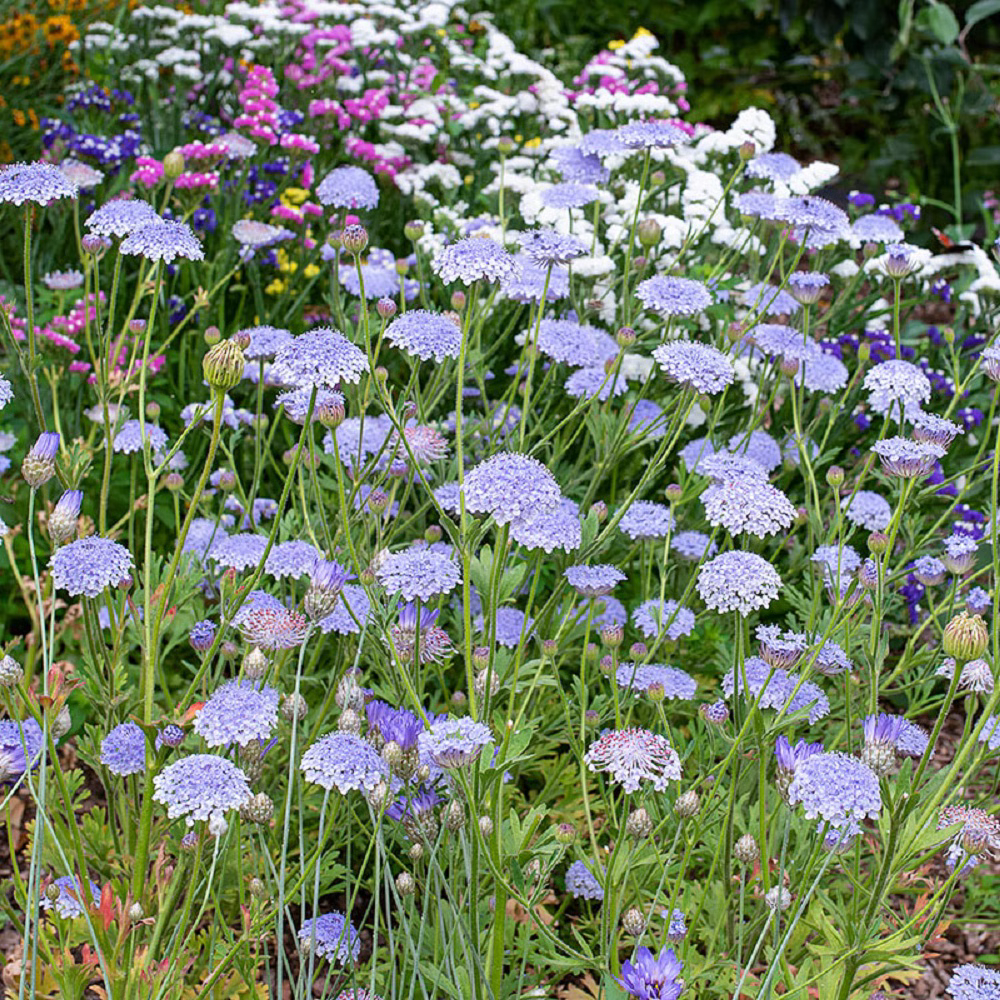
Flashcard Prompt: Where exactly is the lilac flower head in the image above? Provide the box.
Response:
[726,429,782,472]
[851,214,904,244]
[584,728,681,792]
[418,717,493,768]
[841,491,891,532]
[240,325,293,361]
[619,501,675,541]
[463,453,561,524]
[384,310,462,362]
[476,606,534,648]
[317,584,371,635]
[756,625,807,669]
[275,388,343,425]
[863,360,931,418]
[787,752,881,827]
[193,680,280,748]
[702,479,795,538]
[152,754,252,826]
[518,229,588,267]
[631,600,696,641]
[431,237,519,285]
[936,657,994,694]
[317,166,379,209]
[579,129,628,156]
[786,271,829,304]
[539,182,599,209]
[550,145,610,184]
[509,497,582,553]
[51,536,133,597]
[537,319,618,368]
[722,657,790,710]
[697,551,782,616]
[912,411,963,448]
[42,269,84,292]
[653,340,734,395]
[270,328,367,389]
[565,564,626,598]
[966,587,991,616]
[212,533,269,572]
[616,663,697,701]
[99,722,147,776]
[617,946,684,1000]
[300,731,389,793]
[742,282,799,317]
[113,419,168,456]
[911,555,947,587]
[0,374,12,410]
[636,276,712,317]
[120,221,204,263]
[564,366,629,402]
[746,152,801,182]
[232,220,287,248]
[872,437,945,479]
[774,735,825,774]
[0,718,43,783]
[365,701,426,752]
[298,911,361,966]
[0,161,78,206]
[189,620,216,652]
[565,859,604,901]
[947,963,1000,1000]
[775,195,850,247]
[264,540,322,579]
[86,199,161,238]
[671,531,718,562]
[376,547,461,601]
[942,533,979,574]
[39,876,101,919]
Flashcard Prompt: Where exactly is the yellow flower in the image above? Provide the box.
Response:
[608,39,624,50]
[43,15,79,47]
[632,26,653,39]
[265,278,286,296]
[468,101,479,110]
[524,137,541,149]
[304,264,320,279]
[281,187,308,206]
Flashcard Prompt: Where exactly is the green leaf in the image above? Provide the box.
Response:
[966,145,1000,166]
[916,2,960,44]
[602,973,627,999]
[965,0,1000,31]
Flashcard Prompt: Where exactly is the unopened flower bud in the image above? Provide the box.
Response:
[240,792,274,824]
[341,224,368,256]
[599,654,615,674]
[367,780,390,811]
[163,151,185,179]
[734,834,759,865]
[408,842,424,862]
[282,692,307,722]
[52,705,71,740]
[202,340,245,392]
[382,740,403,770]
[81,233,108,256]
[0,656,23,688]
[335,668,365,710]
[339,707,362,735]
[665,483,682,502]
[868,531,889,556]
[541,639,558,657]
[22,431,60,489]
[403,220,424,241]
[630,642,648,659]
[765,886,792,912]
[942,611,989,662]
[425,524,443,543]
[45,883,62,902]
[601,624,623,649]
[49,489,83,545]
[622,907,645,937]
[497,135,515,155]
[479,816,494,838]
[626,807,653,840]
[374,366,388,383]
[242,647,270,680]
[584,709,600,726]
[616,326,636,348]
[637,219,661,248]
[129,318,147,335]
[555,822,576,844]
[376,297,397,320]
[450,290,466,312]
[674,790,700,818]
[590,501,607,522]
[445,800,465,831]
[203,326,221,346]
[739,140,756,161]
[396,871,416,897]
[779,357,800,378]
[249,876,266,898]
[826,465,844,487]
[857,342,871,363]
[128,902,144,922]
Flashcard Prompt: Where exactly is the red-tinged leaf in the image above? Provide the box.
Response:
[182,702,205,722]
[99,882,115,930]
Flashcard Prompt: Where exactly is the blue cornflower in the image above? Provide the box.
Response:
[120,221,204,263]
[431,237,519,285]
[631,599,695,641]
[697,551,782,616]
[788,752,881,827]
[0,161,78,206]
[152,754,252,826]
[384,310,462,362]
[298,911,361,966]
[565,859,604,901]
[636,276,712,317]
[51,536,133,598]
[418,717,493,768]
[193,680,280,748]
[301,732,388,793]
[317,166,378,209]
[100,721,147,775]
[270,328,368,390]
[653,340,735,394]
[617,945,684,1000]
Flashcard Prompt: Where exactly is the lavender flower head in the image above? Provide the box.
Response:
[539,182,599,209]
[617,120,690,148]
[238,607,310,651]
[152,754,253,826]
[565,563,627,598]
[519,229,588,267]
[841,491,891,532]
[671,531,718,562]
[536,319,618,368]
[701,478,795,539]
[565,859,604,901]
[431,237,519,286]
[509,497,582,553]
[193,680,280,748]
[618,501,675,541]
[653,341,735,395]
[39,876,101,919]
[300,732,389,793]
[264,540,322,580]
[0,161,78,206]
[872,437,945,479]
[787,752,881,827]
[697,551,782,616]
[631,600,696,641]
[212,533,269,572]
[947,963,1000,1000]
[376,547,461,602]
[418,717,494,768]
[298,911,361,966]
[463,453,561,524]
[240,325,293,361]
[617,946,684,1000]
[317,165,379,210]
[863,360,931,418]
[100,722,147,776]
[636,276,712,317]
[270,328,367,389]
[51,536,133,597]
[584,728,681,792]
[0,374,12,411]
[616,663,697,701]
[120,221,204,263]
[384,310,462,362]
[113,419,168,456]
